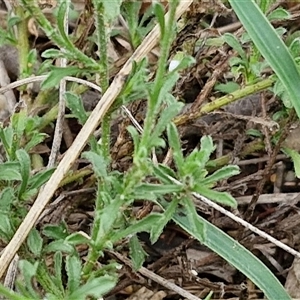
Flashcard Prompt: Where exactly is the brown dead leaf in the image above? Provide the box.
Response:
[285,257,300,298]
[126,286,167,300]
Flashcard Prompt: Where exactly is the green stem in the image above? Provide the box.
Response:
[14,6,29,79]
[141,1,179,151]
[83,1,179,277]
[207,139,265,172]
[174,78,275,126]
[19,0,99,69]
[92,1,109,91]
[92,0,110,159]
[82,162,148,275]
[59,168,93,187]
[101,115,111,159]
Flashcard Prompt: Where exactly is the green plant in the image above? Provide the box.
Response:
[223,4,289,84]
[0,0,294,299]
[0,13,18,46]
[229,0,300,185]
[0,112,54,243]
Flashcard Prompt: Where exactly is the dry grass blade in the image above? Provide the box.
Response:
[0,0,193,279]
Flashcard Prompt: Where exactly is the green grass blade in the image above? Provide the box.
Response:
[229,0,300,118]
[173,211,291,300]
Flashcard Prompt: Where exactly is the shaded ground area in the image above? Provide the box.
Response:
[1,0,300,299]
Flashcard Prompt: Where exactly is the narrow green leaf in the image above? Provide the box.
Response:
[41,48,64,59]
[180,196,202,234]
[56,0,71,44]
[44,240,75,254]
[12,110,27,144]
[28,168,55,190]
[0,126,13,153]
[97,0,122,23]
[223,33,247,61]
[289,38,300,58]
[151,101,183,145]
[129,235,148,270]
[41,67,83,89]
[121,2,141,48]
[229,0,300,119]
[201,165,240,186]
[0,214,13,241]
[37,262,63,298]
[183,152,208,179]
[96,198,124,243]
[65,232,90,245]
[0,284,33,300]
[111,214,162,243]
[167,123,184,174]
[0,162,21,181]
[194,185,237,208]
[258,0,272,13]
[214,81,240,93]
[27,229,43,257]
[153,2,165,39]
[24,133,47,152]
[68,275,117,300]
[282,147,300,178]
[0,187,15,210]
[65,92,88,125]
[165,202,205,243]
[267,7,290,21]
[66,255,81,295]
[43,223,69,240]
[200,136,215,161]
[153,164,177,184]
[53,252,64,295]
[150,72,179,112]
[17,260,39,299]
[82,151,107,179]
[16,149,31,199]
[127,125,140,151]
[7,15,21,27]
[173,211,291,300]
[136,183,183,194]
[150,197,180,243]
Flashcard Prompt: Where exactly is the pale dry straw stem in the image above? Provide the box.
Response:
[0,0,194,278]
[0,75,102,94]
[193,192,300,259]
[165,173,300,258]
[0,74,142,136]
[111,251,202,300]
[0,75,142,136]
[47,0,69,167]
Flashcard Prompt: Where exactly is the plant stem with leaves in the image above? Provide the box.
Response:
[14,5,29,79]
[92,0,111,160]
[82,0,180,276]
[141,0,179,150]
[19,0,98,69]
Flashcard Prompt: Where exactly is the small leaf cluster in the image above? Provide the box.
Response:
[0,112,53,243]
[219,2,289,84]
[0,224,118,300]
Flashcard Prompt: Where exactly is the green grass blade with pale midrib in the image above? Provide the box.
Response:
[172,209,291,300]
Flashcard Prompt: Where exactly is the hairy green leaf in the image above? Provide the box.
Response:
[129,235,148,270]
[27,229,43,257]
[68,275,117,300]
[66,255,81,295]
